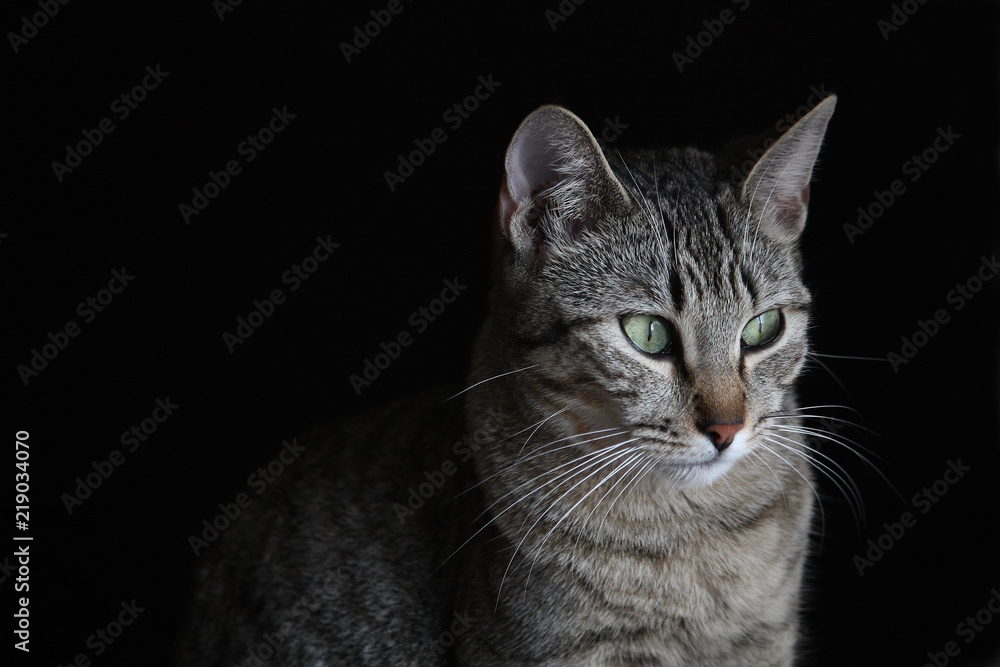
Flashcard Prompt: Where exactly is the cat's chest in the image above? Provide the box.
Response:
[498,515,798,659]
[563,525,778,616]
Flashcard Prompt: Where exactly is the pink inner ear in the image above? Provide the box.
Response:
[748,164,811,239]
[761,184,808,235]
[773,198,805,232]
[500,180,517,233]
[498,178,540,255]
[508,133,561,202]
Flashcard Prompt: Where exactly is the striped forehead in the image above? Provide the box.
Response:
[624,189,757,317]
[670,200,756,307]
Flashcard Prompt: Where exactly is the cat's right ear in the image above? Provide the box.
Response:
[499,105,629,263]
[740,95,837,242]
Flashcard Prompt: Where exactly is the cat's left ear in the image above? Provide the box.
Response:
[741,95,836,241]
[499,105,631,263]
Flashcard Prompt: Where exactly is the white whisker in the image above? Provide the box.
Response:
[454,427,629,500]
[765,423,902,503]
[523,449,646,591]
[440,433,632,570]
[749,148,796,261]
[804,353,851,397]
[496,442,640,609]
[763,433,864,531]
[446,364,538,400]
[809,352,892,363]
[516,406,571,461]
[743,149,780,262]
[749,450,787,511]
[596,450,661,531]
[755,440,826,549]
[570,451,650,551]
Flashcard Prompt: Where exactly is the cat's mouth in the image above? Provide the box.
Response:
[629,425,746,483]
[630,426,721,461]
[629,431,689,450]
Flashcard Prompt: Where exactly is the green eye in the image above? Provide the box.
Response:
[741,309,782,348]
[622,314,673,355]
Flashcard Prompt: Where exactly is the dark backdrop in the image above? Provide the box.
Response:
[5,1,999,665]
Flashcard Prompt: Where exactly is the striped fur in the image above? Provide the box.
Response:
[460,99,836,664]
[174,97,836,666]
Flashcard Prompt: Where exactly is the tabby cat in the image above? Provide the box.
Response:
[175,94,837,666]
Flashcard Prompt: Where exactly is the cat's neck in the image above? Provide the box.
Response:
[454,392,813,662]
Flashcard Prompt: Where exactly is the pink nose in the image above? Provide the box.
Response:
[704,422,742,452]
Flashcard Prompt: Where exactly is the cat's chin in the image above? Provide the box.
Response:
[644,436,750,489]
[671,455,740,488]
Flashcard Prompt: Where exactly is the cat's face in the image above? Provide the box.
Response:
[475,99,834,490]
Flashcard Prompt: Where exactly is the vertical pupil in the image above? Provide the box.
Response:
[623,316,671,354]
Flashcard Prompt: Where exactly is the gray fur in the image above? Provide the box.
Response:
[175,96,837,666]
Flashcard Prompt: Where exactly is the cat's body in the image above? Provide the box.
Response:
[176,97,837,666]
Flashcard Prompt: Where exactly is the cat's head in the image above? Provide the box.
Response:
[470,97,835,490]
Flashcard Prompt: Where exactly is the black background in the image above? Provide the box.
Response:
[4,1,999,665]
